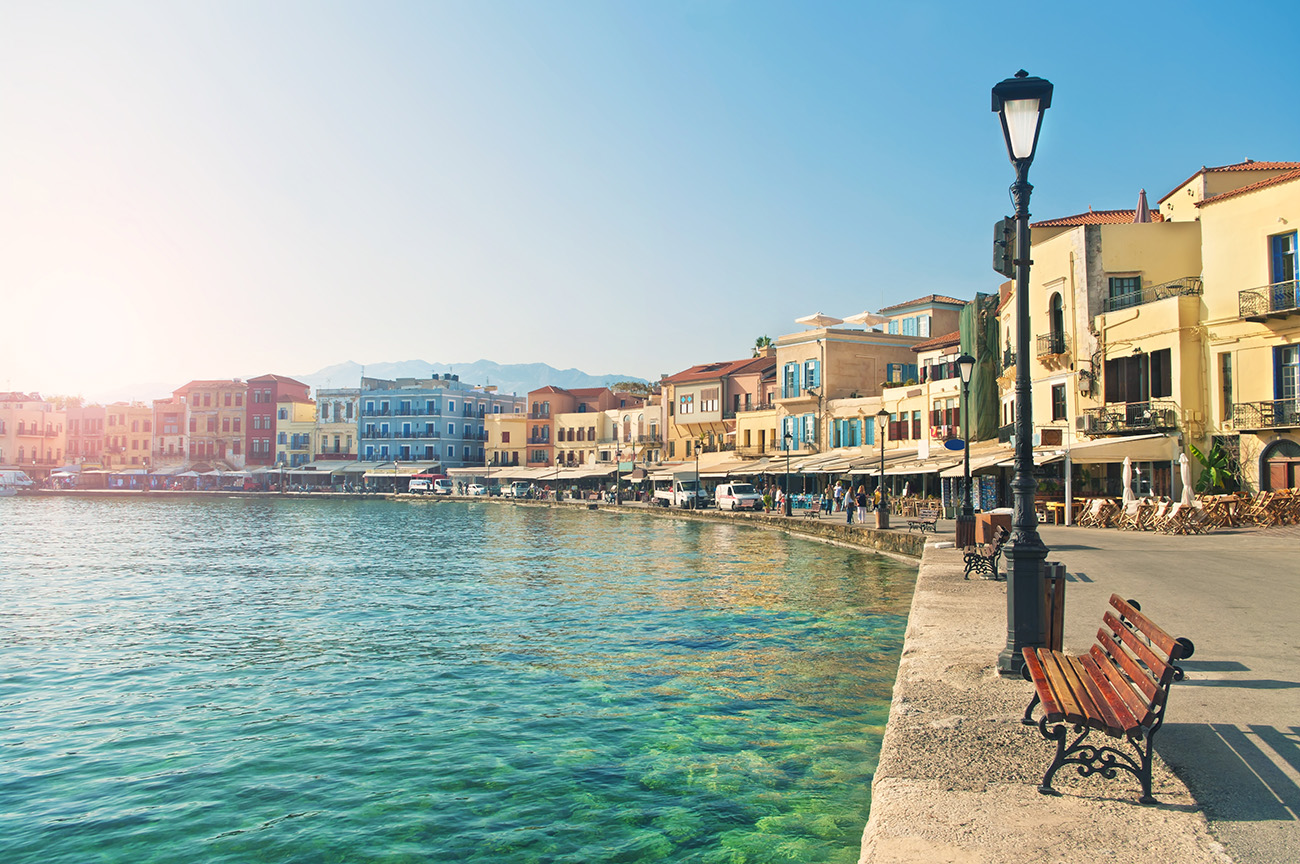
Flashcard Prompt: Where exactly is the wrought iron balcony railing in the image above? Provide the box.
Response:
[1103,276,1203,313]
[1239,280,1300,321]
[1036,333,1067,357]
[1232,399,1300,430]
[1081,400,1179,435]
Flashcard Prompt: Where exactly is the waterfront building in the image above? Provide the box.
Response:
[598,403,662,466]
[359,375,524,468]
[152,396,189,468]
[485,413,526,467]
[246,375,311,468]
[553,409,603,467]
[661,354,776,461]
[0,392,66,480]
[1173,162,1300,489]
[274,397,316,467]
[313,388,359,461]
[65,401,105,466]
[524,386,643,467]
[774,305,941,457]
[104,402,153,470]
[173,380,248,468]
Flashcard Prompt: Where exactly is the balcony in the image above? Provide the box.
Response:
[1081,400,1179,435]
[1002,349,1016,370]
[1233,399,1300,431]
[1103,276,1203,313]
[998,422,1015,444]
[1239,280,1300,321]
[362,409,391,417]
[527,436,550,445]
[1036,333,1067,358]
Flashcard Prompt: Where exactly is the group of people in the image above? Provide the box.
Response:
[831,479,878,524]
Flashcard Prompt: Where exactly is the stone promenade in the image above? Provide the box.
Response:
[859,522,1298,864]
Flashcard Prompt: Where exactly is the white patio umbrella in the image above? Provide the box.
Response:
[795,312,844,328]
[843,310,890,329]
[1179,452,1194,506]
[1121,456,1135,505]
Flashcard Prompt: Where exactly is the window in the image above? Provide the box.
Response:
[679,394,694,415]
[1051,384,1067,421]
[235,394,243,407]
[278,408,288,421]
[203,394,211,407]
[1108,276,1142,310]
[1277,345,1300,403]
[803,413,817,443]
[278,432,287,445]
[888,320,899,334]
[901,317,917,336]
[131,420,139,432]
[911,410,922,440]
[918,315,931,338]
[233,418,240,433]
[1220,353,1233,419]
[782,363,800,399]
[448,422,456,436]
[448,401,456,414]
[1271,231,1298,285]
[222,418,230,433]
[1104,349,1171,402]
[224,394,232,407]
[502,431,510,443]
[700,387,719,413]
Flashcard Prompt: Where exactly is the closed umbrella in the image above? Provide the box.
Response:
[1121,456,1135,505]
[1179,453,1194,506]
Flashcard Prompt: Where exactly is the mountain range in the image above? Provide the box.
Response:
[294,359,649,397]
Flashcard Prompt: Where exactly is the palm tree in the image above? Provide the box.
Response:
[752,336,772,358]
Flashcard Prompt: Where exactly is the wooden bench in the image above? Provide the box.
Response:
[906,506,940,533]
[962,526,1008,580]
[1021,594,1194,804]
[802,499,823,518]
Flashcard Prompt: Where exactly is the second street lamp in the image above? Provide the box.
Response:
[956,353,977,548]
[875,408,889,529]
[783,430,793,516]
[992,69,1053,677]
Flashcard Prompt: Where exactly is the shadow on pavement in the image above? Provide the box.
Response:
[1162,723,1300,822]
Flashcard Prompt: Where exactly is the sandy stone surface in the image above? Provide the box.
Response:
[858,546,1232,864]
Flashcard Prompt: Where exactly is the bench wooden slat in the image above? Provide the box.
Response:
[1057,653,1106,730]
[1067,654,1125,737]
[1109,594,1182,660]
[1096,626,1162,705]
[1075,653,1136,737]
[1102,611,1173,687]
[1041,650,1088,726]
[1090,642,1155,729]
[1022,648,1063,721]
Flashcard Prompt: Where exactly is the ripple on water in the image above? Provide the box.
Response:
[0,497,915,864]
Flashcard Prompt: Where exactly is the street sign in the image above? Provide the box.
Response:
[993,216,1016,278]
[944,438,966,451]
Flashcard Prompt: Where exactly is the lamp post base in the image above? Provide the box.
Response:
[875,509,890,530]
[996,537,1050,677]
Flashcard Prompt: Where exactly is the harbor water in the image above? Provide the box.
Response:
[0,497,916,863]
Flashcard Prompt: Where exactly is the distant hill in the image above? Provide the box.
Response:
[295,359,649,397]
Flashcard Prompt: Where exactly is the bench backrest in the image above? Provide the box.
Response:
[919,507,940,519]
[1092,594,1188,728]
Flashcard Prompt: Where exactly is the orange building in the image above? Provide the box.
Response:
[173,380,249,468]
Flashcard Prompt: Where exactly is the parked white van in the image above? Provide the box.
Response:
[433,479,455,495]
[408,478,433,494]
[715,482,763,511]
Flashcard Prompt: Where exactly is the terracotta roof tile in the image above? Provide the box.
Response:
[1197,169,1300,207]
[1031,209,1165,228]
[877,294,967,312]
[662,356,775,385]
[1158,160,1300,204]
[910,330,962,352]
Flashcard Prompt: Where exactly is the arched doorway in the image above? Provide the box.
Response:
[1260,438,1300,490]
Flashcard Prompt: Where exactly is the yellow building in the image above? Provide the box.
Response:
[274,399,317,467]
[313,388,359,461]
[662,355,774,461]
[0,392,66,478]
[485,414,527,467]
[1182,163,1300,490]
[553,410,604,467]
[105,401,153,469]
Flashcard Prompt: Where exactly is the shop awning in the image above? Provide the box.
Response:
[1066,433,1179,464]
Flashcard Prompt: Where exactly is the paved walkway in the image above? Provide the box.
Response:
[860,520,1297,864]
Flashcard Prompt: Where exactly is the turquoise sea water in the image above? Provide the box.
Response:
[0,498,916,864]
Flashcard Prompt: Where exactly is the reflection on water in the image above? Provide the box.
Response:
[0,498,916,864]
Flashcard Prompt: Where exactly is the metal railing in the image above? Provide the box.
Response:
[998,423,1015,444]
[1232,399,1300,430]
[736,402,776,414]
[1036,333,1067,357]
[1002,350,1016,370]
[1103,276,1203,313]
[1239,280,1299,320]
[1082,400,1179,434]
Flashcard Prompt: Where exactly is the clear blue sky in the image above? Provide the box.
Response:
[2,1,1295,401]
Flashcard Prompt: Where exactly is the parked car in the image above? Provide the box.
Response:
[715,482,763,511]
[467,483,487,496]
[502,481,531,499]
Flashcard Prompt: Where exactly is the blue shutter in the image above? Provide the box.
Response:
[864,421,874,446]
[906,364,918,382]
[813,359,821,388]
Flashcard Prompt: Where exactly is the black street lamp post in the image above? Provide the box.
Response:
[956,353,977,547]
[992,70,1053,677]
[783,431,793,516]
[875,408,889,529]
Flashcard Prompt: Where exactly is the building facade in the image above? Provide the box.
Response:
[247,375,311,467]
[174,380,248,468]
[314,388,360,460]
[359,375,524,467]
[104,402,153,469]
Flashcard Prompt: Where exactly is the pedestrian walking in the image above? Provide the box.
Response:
[856,486,868,523]
[833,481,844,511]
[845,491,856,525]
